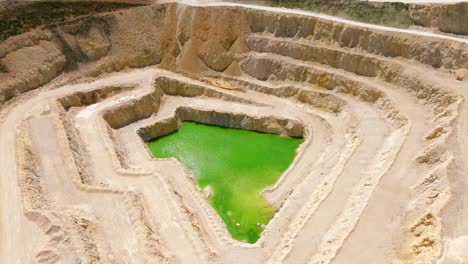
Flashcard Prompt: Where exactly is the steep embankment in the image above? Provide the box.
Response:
[275,0,468,35]
[1,2,467,107]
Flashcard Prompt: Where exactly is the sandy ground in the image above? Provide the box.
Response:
[1,1,468,263]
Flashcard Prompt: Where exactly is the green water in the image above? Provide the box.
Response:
[147,121,303,243]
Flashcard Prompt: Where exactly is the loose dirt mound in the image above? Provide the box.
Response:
[1,1,468,263]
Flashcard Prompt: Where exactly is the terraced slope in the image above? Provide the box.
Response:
[0,1,467,263]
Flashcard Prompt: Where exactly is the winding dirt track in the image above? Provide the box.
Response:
[1,1,468,263]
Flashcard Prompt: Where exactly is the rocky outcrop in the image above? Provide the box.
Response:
[58,85,133,110]
[155,76,255,105]
[1,2,467,110]
[103,90,163,129]
[138,106,304,141]
[0,40,66,104]
[0,1,147,41]
[410,2,468,36]
[245,8,468,69]
[276,0,468,36]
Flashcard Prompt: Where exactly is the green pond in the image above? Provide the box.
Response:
[147,121,303,243]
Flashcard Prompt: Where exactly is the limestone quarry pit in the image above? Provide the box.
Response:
[1,0,468,263]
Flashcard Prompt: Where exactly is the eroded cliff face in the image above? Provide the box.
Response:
[274,0,468,36]
[1,2,467,109]
[0,1,147,41]
[410,2,468,36]
[0,3,253,107]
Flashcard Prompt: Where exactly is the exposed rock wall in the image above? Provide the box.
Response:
[410,2,468,36]
[277,0,412,28]
[275,0,468,35]
[0,2,466,109]
[0,39,66,102]
[138,106,305,141]
[155,76,255,105]
[245,9,468,69]
[0,1,146,41]
[58,85,133,110]
[0,3,251,107]
[103,90,164,129]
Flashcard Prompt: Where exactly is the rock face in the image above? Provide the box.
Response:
[275,0,468,35]
[0,1,146,41]
[0,40,66,103]
[2,2,467,108]
[0,3,250,106]
[410,2,468,35]
[139,106,305,139]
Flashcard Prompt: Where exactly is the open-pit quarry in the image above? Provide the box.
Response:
[1,0,468,263]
